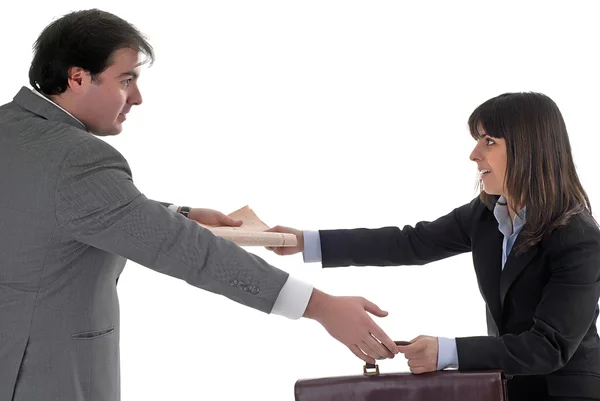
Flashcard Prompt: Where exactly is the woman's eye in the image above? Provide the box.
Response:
[486,138,495,145]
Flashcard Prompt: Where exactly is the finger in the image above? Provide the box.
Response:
[369,325,398,356]
[219,214,243,226]
[361,338,388,360]
[358,340,383,360]
[397,341,424,355]
[265,246,284,255]
[399,349,422,360]
[367,332,394,358]
[410,366,429,375]
[396,344,409,354]
[348,344,375,365]
[361,298,388,318]
[377,338,397,358]
[265,225,282,233]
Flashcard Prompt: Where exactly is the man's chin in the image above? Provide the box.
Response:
[109,124,123,136]
[91,124,123,137]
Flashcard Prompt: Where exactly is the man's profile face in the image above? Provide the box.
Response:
[74,47,144,136]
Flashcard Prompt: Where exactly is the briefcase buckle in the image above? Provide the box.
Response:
[363,363,380,376]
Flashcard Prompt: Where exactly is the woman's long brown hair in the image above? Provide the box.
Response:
[468,92,595,255]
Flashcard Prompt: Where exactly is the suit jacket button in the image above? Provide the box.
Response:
[251,287,259,294]
[230,280,238,286]
[237,282,245,289]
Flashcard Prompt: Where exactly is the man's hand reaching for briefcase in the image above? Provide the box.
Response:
[302,289,397,364]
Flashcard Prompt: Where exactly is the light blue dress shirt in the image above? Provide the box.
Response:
[302,195,527,370]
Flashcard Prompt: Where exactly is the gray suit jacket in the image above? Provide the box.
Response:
[0,87,290,401]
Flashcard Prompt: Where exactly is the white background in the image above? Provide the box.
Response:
[2,1,600,400]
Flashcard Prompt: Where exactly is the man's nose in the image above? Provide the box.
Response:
[128,86,143,106]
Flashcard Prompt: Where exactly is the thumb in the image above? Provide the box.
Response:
[265,225,282,233]
[362,298,388,317]
[396,342,419,354]
[396,344,411,354]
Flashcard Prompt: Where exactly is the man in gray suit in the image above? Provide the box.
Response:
[0,9,398,401]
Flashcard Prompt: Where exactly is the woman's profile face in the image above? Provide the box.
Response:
[470,125,508,197]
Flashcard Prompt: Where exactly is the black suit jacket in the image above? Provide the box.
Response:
[318,196,600,401]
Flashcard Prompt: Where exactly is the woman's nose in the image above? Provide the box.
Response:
[469,146,480,162]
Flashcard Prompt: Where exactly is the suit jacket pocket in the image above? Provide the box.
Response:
[72,327,114,340]
[71,325,120,400]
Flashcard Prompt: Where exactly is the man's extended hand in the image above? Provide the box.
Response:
[303,289,397,364]
[397,335,439,374]
[188,208,242,227]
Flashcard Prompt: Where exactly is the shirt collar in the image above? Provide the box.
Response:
[493,195,527,237]
[30,88,87,129]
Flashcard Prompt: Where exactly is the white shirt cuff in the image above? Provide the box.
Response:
[167,204,180,213]
[270,275,314,320]
[437,337,459,370]
[302,230,322,263]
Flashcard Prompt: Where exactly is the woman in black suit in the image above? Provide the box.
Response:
[267,92,600,401]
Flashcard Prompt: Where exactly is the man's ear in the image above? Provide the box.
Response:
[66,67,92,94]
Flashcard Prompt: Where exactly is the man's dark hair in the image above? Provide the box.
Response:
[29,9,155,95]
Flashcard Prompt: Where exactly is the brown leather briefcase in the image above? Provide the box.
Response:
[295,342,508,401]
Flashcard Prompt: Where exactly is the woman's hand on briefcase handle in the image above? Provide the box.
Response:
[396,335,439,374]
[303,289,398,364]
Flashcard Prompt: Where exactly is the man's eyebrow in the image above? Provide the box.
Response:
[118,71,138,79]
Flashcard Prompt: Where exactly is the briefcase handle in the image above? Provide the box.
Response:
[363,340,411,376]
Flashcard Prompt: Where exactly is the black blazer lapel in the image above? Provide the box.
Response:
[473,214,504,330]
[499,236,539,309]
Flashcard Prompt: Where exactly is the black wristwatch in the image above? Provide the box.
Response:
[178,206,191,218]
